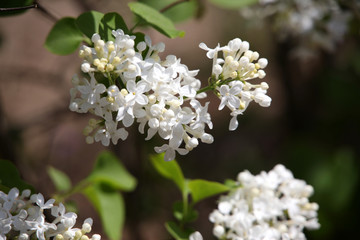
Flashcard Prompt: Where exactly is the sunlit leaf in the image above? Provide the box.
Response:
[76,11,104,39]
[150,153,185,192]
[128,2,184,38]
[208,0,258,9]
[83,183,124,240]
[188,179,230,204]
[45,17,84,55]
[47,166,72,192]
[87,151,137,191]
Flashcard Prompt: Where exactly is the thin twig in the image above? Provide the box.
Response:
[35,1,58,22]
[0,3,38,12]
[0,5,35,12]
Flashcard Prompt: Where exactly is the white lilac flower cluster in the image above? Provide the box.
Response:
[69,29,270,161]
[209,164,320,240]
[0,188,100,240]
[241,0,351,57]
[199,39,271,131]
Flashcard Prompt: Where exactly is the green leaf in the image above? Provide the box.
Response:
[99,12,129,42]
[165,221,190,240]
[83,183,124,240]
[150,153,185,192]
[188,179,230,204]
[0,160,33,192]
[173,201,198,222]
[87,151,137,191]
[45,17,85,55]
[128,2,185,38]
[208,0,258,9]
[139,0,198,23]
[224,179,239,189]
[76,11,104,39]
[0,0,33,17]
[47,166,72,192]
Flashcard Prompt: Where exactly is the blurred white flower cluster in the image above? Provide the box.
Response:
[241,0,352,57]
[200,38,271,131]
[189,231,203,240]
[209,164,319,240]
[0,188,100,240]
[69,29,270,161]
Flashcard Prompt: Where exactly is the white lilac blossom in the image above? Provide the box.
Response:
[189,231,203,240]
[70,29,271,161]
[0,188,101,240]
[209,164,320,240]
[71,30,213,161]
[200,38,271,131]
[240,0,352,57]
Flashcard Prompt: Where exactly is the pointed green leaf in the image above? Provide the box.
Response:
[150,154,185,192]
[45,17,85,55]
[165,221,190,240]
[76,11,104,39]
[87,151,137,191]
[208,0,258,9]
[83,183,124,240]
[128,2,185,38]
[99,12,129,41]
[188,179,230,204]
[0,160,33,192]
[47,166,72,192]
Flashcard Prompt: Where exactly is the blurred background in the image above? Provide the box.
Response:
[0,0,359,239]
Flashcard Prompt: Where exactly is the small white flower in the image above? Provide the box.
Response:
[218,85,242,111]
[189,231,203,240]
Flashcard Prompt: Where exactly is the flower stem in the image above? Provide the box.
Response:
[181,189,189,226]
[53,179,90,203]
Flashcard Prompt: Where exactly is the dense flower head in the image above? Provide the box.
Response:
[70,29,271,161]
[0,188,101,240]
[240,0,352,57]
[209,164,319,240]
[199,38,271,130]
